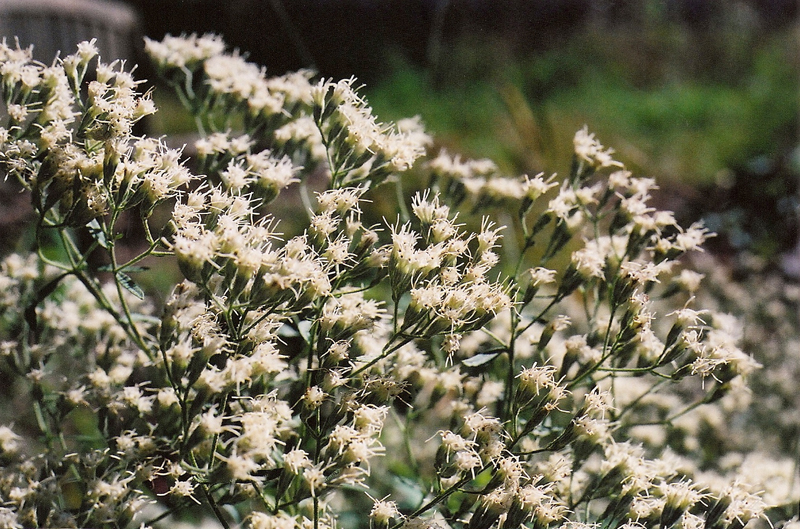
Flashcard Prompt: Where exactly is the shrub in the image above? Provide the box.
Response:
[0,35,795,529]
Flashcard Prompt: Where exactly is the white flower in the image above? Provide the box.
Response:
[674,222,711,252]
[412,191,450,224]
[453,449,482,474]
[523,172,558,201]
[620,261,665,284]
[0,425,21,454]
[370,497,401,526]
[302,386,327,409]
[483,176,526,200]
[438,430,474,453]
[247,151,299,197]
[157,388,179,408]
[0,507,21,529]
[144,33,226,69]
[675,270,704,293]
[168,479,200,504]
[121,386,154,414]
[352,404,388,434]
[302,463,327,496]
[317,186,366,214]
[282,449,312,474]
[529,267,557,286]
[573,126,623,169]
[250,512,298,529]
[572,246,606,279]
[218,452,262,482]
[547,185,579,220]
[518,363,558,395]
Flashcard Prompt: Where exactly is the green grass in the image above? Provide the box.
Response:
[365,26,798,186]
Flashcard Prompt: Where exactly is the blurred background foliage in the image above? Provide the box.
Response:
[130,0,799,268]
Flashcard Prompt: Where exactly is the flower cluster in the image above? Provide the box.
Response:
[311,78,430,187]
[0,38,187,228]
[427,151,557,211]
[392,193,512,344]
[0,35,793,529]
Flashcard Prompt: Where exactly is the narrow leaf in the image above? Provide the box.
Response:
[462,352,501,367]
[99,265,150,273]
[87,219,109,249]
[117,272,145,300]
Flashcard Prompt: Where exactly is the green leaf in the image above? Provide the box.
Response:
[462,352,501,367]
[98,265,150,273]
[87,219,109,249]
[117,272,145,300]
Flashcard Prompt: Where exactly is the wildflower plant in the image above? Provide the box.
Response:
[0,35,794,529]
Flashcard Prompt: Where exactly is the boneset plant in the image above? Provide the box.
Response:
[0,35,794,529]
